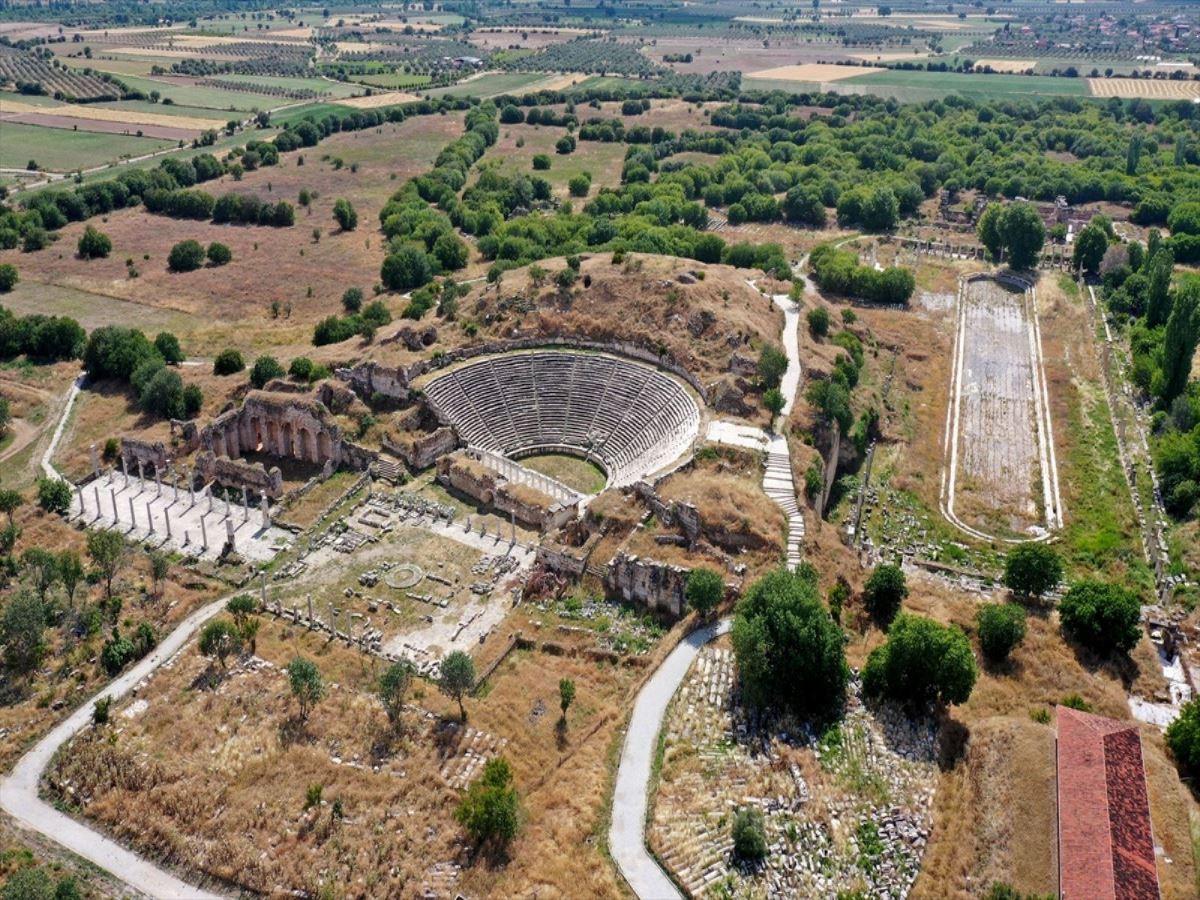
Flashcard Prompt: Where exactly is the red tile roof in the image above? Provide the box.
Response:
[1056,707,1160,900]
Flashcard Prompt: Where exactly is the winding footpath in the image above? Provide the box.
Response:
[610,275,807,898]
[609,619,731,900]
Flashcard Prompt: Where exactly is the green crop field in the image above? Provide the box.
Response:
[0,123,176,173]
[209,74,362,99]
[90,99,235,121]
[425,71,556,98]
[354,72,434,90]
[114,74,289,112]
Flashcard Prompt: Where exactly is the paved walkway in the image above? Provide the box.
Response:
[609,618,731,900]
[766,289,806,568]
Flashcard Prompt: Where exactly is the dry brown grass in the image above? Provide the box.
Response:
[1089,78,1200,100]
[745,64,876,83]
[44,608,648,899]
[0,98,215,131]
[333,91,421,109]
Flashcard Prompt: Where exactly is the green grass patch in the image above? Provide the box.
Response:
[0,123,175,173]
[518,452,607,494]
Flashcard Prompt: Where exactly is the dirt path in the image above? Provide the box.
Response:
[0,418,37,465]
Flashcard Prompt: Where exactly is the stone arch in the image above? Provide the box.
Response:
[316,431,332,463]
[280,421,293,458]
[226,427,240,459]
[266,420,280,457]
[297,426,312,462]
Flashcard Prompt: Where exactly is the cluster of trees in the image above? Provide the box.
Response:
[1100,230,1200,519]
[312,299,391,346]
[83,326,201,420]
[807,243,915,305]
[167,239,231,272]
[0,307,85,362]
[144,187,294,228]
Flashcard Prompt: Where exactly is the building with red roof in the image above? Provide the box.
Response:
[1056,706,1161,900]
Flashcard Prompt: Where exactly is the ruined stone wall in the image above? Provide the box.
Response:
[120,437,170,472]
[605,552,687,618]
[340,441,378,472]
[194,450,284,498]
[383,426,459,470]
[341,362,412,403]
[633,482,701,545]
[436,452,577,531]
[198,390,347,469]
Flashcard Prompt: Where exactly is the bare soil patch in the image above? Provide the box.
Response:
[333,91,420,109]
[746,64,876,83]
[1088,78,1200,100]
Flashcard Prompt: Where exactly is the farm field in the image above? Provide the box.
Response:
[1088,78,1200,100]
[0,123,175,173]
[746,69,1092,102]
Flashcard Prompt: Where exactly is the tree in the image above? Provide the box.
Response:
[977,204,1004,261]
[58,550,83,605]
[568,174,591,198]
[1058,580,1142,656]
[1072,221,1108,276]
[0,263,18,293]
[342,286,364,313]
[685,567,723,620]
[206,242,232,266]
[249,355,285,389]
[198,618,242,669]
[1003,542,1063,599]
[77,225,112,260]
[148,550,169,599]
[87,529,128,598]
[381,246,433,291]
[863,562,907,624]
[731,567,849,720]
[167,239,205,272]
[1,591,46,674]
[731,807,768,861]
[1166,697,1200,777]
[454,756,520,849]
[0,488,23,526]
[558,677,575,723]
[439,650,475,721]
[976,602,1026,662]
[288,656,324,721]
[378,660,414,734]
[212,348,244,375]
[1159,280,1200,405]
[1145,248,1175,328]
[333,198,357,232]
[432,232,468,270]
[757,345,788,391]
[999,202,1045,270]
[154,331,184,365]
[21,548,58,600]
[35,477,71,514]
[863,613,977,709]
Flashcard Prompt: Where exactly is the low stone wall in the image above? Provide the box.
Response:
[605,551,687,618]
[194,450,284,498]
[383,426,459,471]
[340,440,379,472]
[634,482,702,545]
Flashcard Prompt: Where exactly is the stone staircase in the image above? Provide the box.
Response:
[371,455,405,485]
[763,435,804,568]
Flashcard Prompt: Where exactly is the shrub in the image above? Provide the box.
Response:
[863,563,907,624]
[333,197,358,231]
[567,173,591,197]
[154,331,184,365]
[807,306,831,337]
[532,154,551,171]
[206,242,232,266]
[212,348,244,375]
[455,757,520,848]
[862,613,977,709]
[0,263,16,293]
[1058,580,1142,656]
[342,286,364,313]
[1166,697,1200,777]
[976,602,1026,662]
[757,346,788,391]
[36,477,72,514]
[381,246,433,291]
[249,355,284,389]
[732,807,768,861]
[289,356,314,381]
[167,239,205,272]
[77,225,112,259]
